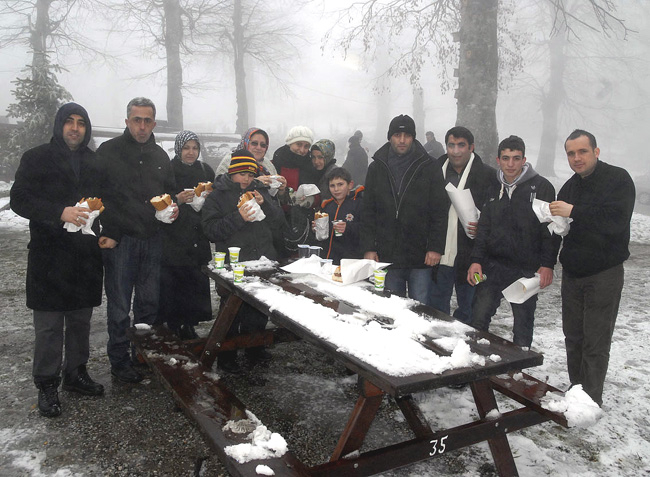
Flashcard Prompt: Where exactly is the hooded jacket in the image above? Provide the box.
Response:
[558,160,635,278]
[318,186,364,264]
[470,164,560,274]
[96,127,176,241]
[360,140,449,269]
[202,173,286,262]
[10,103,103,311]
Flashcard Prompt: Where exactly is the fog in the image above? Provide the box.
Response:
[1,0,649,176]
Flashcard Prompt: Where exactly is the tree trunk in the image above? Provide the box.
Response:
[536,26,567,178]
[162,0,184,129]
[456,0,498,161]
[31,0,52,72]
[412,85,425,138]
[233,0,248,134]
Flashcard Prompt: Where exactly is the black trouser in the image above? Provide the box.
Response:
[561,264,624,406]
[33,308,93,385]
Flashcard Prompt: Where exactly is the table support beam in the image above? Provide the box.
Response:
[200,294,242,368]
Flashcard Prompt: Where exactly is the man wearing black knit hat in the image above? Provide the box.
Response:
[360,114,449,304]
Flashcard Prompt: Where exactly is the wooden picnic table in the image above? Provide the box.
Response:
[128,260,568,477]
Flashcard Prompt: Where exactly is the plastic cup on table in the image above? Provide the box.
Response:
[213,252,226,269]
[228,247,241,264]
[373,269,387,291]
[233,264,245,283]
[297,244,310,259]
[309,246,321,257]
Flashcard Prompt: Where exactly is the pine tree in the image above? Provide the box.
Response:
[2,55,72,177]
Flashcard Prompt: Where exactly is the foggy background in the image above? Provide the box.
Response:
[1,0,648,179]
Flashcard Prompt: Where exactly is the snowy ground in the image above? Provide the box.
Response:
[1,183,649,476]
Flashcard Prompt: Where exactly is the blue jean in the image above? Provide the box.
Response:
[470,263,537,347]
[103,233,162,368]
[385,268,433,305]
[429,265,475,323]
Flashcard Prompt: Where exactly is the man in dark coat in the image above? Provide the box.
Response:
[550,129,635,406]
[424,131,445,159]
[468,135,561,348]
[342,134,368,186]
[430,127,497,323]
[96,97,178,384]
[361,114,449,305]
[10,102,105,418]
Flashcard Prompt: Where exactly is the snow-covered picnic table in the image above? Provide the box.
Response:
[128,259,571,477]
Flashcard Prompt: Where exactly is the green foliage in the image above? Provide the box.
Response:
[1,57,72,176]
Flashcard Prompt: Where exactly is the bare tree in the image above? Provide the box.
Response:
[205,0,306,134]
[100,0,221,129]
[326,0,633,160]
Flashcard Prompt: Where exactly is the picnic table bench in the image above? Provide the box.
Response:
[128,261,568,476]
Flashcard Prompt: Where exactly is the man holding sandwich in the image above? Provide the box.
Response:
[96,97,178,383]
[11,103,105,417]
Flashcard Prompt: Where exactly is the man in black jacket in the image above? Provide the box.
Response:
[11,103,105,417]
[467,135,560,347]
[361,114,449,304]
[430,127,497,323]
[97,97,178,383]
[550,129,635,406]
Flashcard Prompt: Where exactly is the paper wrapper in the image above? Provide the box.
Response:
[240,197,266,222]
[445,182,479,238]
[294,184,320,207]
[64,200,102,236]
[155,204,176,224]
[268,175,282,197]
[314,216,329,241]
[189,190,209,212]
[533,198,572,236]
[502,274,541,304]
[281,257,391,286]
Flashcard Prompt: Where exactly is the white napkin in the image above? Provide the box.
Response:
[268,176,282,197]
[533,199,572,236]
[502,274,541,304]
[445,182,480,239]
[294,184,320,207]
[64,200,101,236]
[241,197,266,222]
[188,191,208,212]
[155,204,176,223]
[314,215,329,241]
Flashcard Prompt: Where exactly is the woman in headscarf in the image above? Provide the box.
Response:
[310,139,337,203]
[160,131,216,339]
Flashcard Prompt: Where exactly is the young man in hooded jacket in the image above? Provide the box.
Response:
[467,135,561,348]
[11,102,105,417]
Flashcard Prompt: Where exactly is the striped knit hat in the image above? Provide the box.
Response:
[228,149,259,176]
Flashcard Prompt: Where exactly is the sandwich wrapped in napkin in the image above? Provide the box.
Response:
[238,191,266,222]
[64,197,104,236]
[150,194,176,223]
[314,211,329,241]
[189,181,213,212]
[532,198,572,236]
[502,274,542,304]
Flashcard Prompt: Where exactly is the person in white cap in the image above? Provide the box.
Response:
[272,125,316,191]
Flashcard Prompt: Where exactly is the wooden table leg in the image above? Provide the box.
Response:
[330,378,384,462]
[200,293,243,368]
[471,379,519,477]
[395,395,434,438]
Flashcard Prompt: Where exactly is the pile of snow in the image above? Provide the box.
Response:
[540,384,603,428]
[223,411,288,464]
[630,212,650,243]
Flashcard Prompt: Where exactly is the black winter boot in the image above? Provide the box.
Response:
[63,365,105,396]
[37,379,61,418]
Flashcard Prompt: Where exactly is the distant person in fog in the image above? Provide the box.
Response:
[424,131,445,159]
[342,132,369,186]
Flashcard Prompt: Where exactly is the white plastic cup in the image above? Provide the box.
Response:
[333,220,344,237]
[228,246,241,264]
[309,246,321,257]
[233,264,245,283]
[184,188,194,202]
[213,251,226,269]
[374,269,387,291]
[320,258,333,276]
[298,244,310,259]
